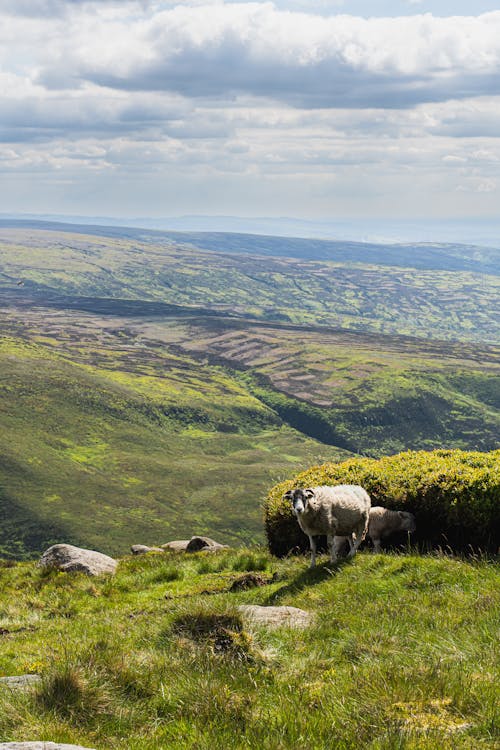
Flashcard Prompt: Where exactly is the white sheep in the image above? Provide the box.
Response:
[335,506,417,553]
[283,485,371,567]
[367,507,416,552]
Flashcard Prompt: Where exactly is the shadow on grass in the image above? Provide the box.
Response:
[263,557,354,604]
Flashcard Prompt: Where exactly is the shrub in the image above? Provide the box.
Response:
[263,449,500,556]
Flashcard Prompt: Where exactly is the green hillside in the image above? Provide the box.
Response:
[1,226,498,342]
[0,550,498,748]
[1,300,499,558]
[0,337,337,559]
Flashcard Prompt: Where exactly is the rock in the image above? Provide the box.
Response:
[38,544,117,577]
[130,545,164,555]
[198,543,229,553]
[237,605,314,629]
[161,540,191,551]
[0,675,42,691]
[161,536,229,552]
[186,536,228,552]
[0,744,96,749]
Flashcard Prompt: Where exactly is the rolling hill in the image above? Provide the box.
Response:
[0,221,498,557]
[0,224,498,342]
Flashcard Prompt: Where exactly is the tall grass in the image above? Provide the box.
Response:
[0,549,498,748]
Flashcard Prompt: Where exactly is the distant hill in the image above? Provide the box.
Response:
[0,225,498,342]
[1,218,499,274]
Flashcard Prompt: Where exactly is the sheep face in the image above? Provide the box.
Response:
[283,488,315,517]
[397,511,416,533]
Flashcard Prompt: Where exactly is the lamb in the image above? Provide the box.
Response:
[283,485,371,567]
[368,506,416,552]
[335,506,417,553]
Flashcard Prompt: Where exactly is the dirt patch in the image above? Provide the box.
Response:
[228,573,273,592]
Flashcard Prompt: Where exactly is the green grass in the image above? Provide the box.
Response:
[0,549,498,748]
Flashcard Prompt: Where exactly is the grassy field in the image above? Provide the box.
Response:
[0,548,498,749]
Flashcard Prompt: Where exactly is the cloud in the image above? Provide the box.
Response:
[1,2,500,218]
[0,0,153,17]
[24,5,500,109]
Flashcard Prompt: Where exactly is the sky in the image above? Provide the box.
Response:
[1,0,500,224]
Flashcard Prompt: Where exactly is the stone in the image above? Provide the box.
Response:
[0,675,42,691]
[38,544,117,577]
[130,545,164,555]
[186,536,228,552]
[237,605,314,629]
[161,540,191,551]
[0,744,96,749]
[161,537,229,552]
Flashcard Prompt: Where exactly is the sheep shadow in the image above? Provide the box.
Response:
[264,556,353,605]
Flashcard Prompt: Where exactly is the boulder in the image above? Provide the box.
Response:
[130,545,164,555]
[0,675,42,691]
[161,540,191,551]
[186,536,227,552]
[237,605,314,629]
[38,544,117,577]
[0,744,96,749]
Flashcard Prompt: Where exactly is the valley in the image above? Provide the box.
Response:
[0,223,498,557]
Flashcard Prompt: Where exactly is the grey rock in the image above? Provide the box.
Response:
[186,536,227,552]
[161,540,191,551]
[0,744,96,749]
[198,543,229,553]
[237,605,314,629]
[38,544,117,577]
[0,675,42,691]
[130,545,164,555]
[161,536,229,552]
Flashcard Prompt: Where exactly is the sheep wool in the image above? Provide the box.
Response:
[368,507,416,552]
[284,484,371,567]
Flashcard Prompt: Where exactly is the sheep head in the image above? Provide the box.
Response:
[398,511,416,533]
[283,488,315,516]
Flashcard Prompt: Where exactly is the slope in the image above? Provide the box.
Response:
[0,550,498,749]
[0,337,337,559]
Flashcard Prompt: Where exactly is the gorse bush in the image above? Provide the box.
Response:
[264,449,500,556]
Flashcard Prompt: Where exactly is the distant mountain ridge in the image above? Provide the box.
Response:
[3,212,500,247]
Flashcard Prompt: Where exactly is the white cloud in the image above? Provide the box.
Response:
[17,5,500,109]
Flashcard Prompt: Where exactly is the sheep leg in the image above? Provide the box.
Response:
[372,537,382,553]
[308,535,317,568]
[348,518,367,558]
[330,535,345,562]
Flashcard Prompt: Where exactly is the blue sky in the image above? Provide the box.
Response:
[1,1,500,223]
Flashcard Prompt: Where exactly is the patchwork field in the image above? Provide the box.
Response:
[1,226,498,342]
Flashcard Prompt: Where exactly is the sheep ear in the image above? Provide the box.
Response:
[304,488,315,499]
[283,490,293,500]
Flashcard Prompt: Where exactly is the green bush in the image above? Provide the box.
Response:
[264,449,500,556]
